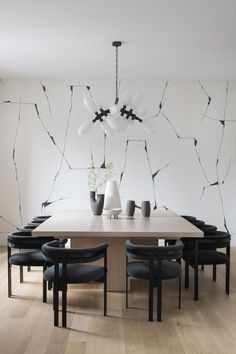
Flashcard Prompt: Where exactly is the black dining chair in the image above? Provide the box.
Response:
[20,225,38,232]
[182,231,230,294]
[190,220,205,228]
[198,224,217,233]
[125,239,183,321]
[19,224,41,274]
[42,240,108,328]
[8,231,55,301]
[32,215,51,222]
[181,215,197,222]
[182,221,217,272]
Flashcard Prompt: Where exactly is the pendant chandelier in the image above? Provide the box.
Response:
[78,41,154,136]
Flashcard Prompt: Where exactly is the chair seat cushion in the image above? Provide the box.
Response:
[9,250,44,266]
[44,263,105,284]
[183,250,228,265]
[127,260,181,280]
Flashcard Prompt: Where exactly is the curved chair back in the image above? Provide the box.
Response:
[28,221,41,226]
[191,220,205,227]
[198,224,217,234]
[22,224,38,230]
[183,231,230,251]
[8,231,55,250]
[19,227,33,235]
[31,217,48,224]
[181,215,196,222]
[125,239,183,261]
[42,240,108,264]
[199,231,230,249]
[33,215,51,220]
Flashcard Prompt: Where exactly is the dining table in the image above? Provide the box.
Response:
[33,209,203,299]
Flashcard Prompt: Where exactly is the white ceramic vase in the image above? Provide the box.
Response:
[104,181,121,210]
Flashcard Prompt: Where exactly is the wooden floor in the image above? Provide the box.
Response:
[1,247,236,354]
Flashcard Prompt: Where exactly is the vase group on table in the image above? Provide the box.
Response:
[126,200,151,217]
[90,180,122,217]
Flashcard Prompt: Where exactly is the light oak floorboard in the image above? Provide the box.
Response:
[0,246,236,354]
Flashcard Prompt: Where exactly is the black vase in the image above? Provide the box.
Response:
[90,191,104,215]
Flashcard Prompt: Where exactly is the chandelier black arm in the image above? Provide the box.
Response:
[91,107,143,124]
[92,109,110,123]
[120,107,143,122]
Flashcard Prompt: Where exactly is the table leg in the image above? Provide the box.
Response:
[194,239,199,301]
[71,238,126,291]
[71,237,156,292]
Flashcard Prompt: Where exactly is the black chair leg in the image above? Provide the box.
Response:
[48,282,52,291]
[27,266,31,272]
[185,261,189,289]
[213,264,217,281]
[194,240,199,301]
[201,265,204,271]
[8,262,12,297]
[148,281,153,321]
[157,280,162,322]
[104,274,107,316]
[43,265,47,303]
[226,261,230,295]
[20,266,23,283]
[125,272,128,308]
[54,264,59,327]
[62,289,67,328]
[178,276,181,309]
[62,261,67,328]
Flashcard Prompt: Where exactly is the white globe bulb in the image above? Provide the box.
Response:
[109,104,121,117]
[107,115,119,131]
[130,93,142,110]
[83,96,98,114]
[78,121,94,135]
[107,115,128,132]
[119,90,131,106]
[101,121,115,136]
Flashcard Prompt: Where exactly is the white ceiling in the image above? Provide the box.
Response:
[0,0,235,79]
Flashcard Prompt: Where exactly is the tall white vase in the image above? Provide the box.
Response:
[104,181,121,210]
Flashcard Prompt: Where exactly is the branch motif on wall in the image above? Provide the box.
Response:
[0,79,235,235]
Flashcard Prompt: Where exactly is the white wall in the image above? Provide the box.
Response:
[0,79,235,244]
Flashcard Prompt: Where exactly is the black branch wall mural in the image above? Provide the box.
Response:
[0,79,235,239]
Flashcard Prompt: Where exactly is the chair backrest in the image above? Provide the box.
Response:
[181,215,196,222]
[183,231,230,251]
[200,231,230,249]
[31,218,45,224]
[33,215,51,220]
[33,215,52,220]
[42,240,108,264]
[125,239,183,261]
[8,231,55,250]
[28,221,41,226]
[19,227,33,235]
[22,224,38,230]
[191,220,205,227]
[197,224,217,234]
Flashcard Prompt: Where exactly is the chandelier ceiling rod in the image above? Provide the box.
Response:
[112,41,122,104]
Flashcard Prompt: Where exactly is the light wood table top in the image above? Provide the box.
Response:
[33,209,203,239]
